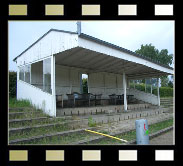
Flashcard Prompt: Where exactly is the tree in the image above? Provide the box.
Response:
[135,44,173,66]
[82,78,88,93]
[168,80,173,88]
[160,76,169,87]
[9,71,17,98]
[135,44,173,87]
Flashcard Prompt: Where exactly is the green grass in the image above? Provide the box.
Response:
[9,123,70,141]
[9,110,49,120]
[87,118,173,145]
[15,132,96,145]
[9,98,32,108]
[9,117,65,128]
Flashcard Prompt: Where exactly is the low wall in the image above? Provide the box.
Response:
[128,88,158,105]
[56,103,151,116]
[17,80,56,116]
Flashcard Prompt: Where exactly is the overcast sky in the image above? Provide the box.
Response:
[9,21,174,72]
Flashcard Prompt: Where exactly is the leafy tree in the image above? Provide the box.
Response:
[135,44,173,66]
[82,78,88,93]
[160,76,169,87]
[168,80,173,88]
[9,71,17,97]
[135,44,173,87]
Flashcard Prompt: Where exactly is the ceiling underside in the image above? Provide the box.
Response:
[55,47,171,80]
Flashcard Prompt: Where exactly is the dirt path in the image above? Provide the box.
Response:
[150,130,174,145]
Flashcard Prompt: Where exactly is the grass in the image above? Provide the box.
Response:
[12,119,173,145]
[16,132,96,145]
[9,98,32,108]
[9,123,70,141]
[87,118,173,145]
[88,116,97,127]
[9,117,65,128]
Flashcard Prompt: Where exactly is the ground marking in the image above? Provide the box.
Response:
[85,129,128,143]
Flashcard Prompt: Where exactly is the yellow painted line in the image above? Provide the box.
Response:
[85,129,128,143]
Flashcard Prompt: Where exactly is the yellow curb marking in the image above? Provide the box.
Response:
[85,129,128,143]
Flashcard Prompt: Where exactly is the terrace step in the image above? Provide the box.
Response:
[9,108,172,144]
[9,107,34,112]
[9,117,49,124]
[9,127,97,144]
[9,111,44,119]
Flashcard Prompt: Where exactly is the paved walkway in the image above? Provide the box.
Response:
[150,130,174,145]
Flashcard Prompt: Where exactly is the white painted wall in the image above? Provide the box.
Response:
[55,65,80,99]
[87,72,125,99]
[127,88,158,105]
[16,31,78,67]
[17,80,56,116]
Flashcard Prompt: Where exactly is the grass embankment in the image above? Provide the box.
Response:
[87,118,173,145]
[9,98,32,108]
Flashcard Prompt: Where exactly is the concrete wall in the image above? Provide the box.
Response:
[89,72,124,99]
[127,88,158,105]
[55,65,81,99]
[54,65,128,99]
[17,80,55,116]
[16,31,78,67]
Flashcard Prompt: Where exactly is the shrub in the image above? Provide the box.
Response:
[153,87,173,97]
[9,71,17,98]
[130,83,173,97]
[88,116,97,127]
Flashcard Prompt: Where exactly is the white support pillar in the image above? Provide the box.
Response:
[69,68,72,94]
[145,79,146,92]
[80,73,83,94]
[51,55,56,117]
[123,72,127,111]
[157,77,160,106]
[88,73,90,93]
[30,65,31,85]
[150,78,152,94]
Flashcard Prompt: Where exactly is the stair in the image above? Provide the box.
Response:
[160,97,173,108]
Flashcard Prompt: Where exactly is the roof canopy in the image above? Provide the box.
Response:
[14,29,174,79]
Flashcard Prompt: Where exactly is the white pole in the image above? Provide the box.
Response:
[51,55,56,117]
[157,77,160,106]
[88,74,90,93]
[123,72,127,111]
[151,78,152,94]
[145,79,146,92]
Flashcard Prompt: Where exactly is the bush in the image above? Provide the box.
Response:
[130,83,173,97]
[9,71,17,98]
[153,87,173,97]
[88,116,97,127]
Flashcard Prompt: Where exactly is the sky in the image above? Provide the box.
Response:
[9,21,174,72]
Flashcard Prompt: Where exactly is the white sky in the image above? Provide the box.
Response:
[9,21,174,72]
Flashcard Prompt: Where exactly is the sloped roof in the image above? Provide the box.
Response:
[13,28,173,71]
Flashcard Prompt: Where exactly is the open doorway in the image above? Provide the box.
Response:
[80,74,88,93]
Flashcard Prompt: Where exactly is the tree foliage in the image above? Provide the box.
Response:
[135,44,173,87]
[82,78,88,93]
[9,71,17,97]
[135,44,173,66]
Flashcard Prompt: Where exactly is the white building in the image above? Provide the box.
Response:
[13,23,173,117]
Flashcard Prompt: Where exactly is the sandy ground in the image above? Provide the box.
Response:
[150,130,174,145]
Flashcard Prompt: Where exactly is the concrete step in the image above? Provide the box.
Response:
[9,111,44,119]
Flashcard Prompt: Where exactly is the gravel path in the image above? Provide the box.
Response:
[150,130,173,145]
